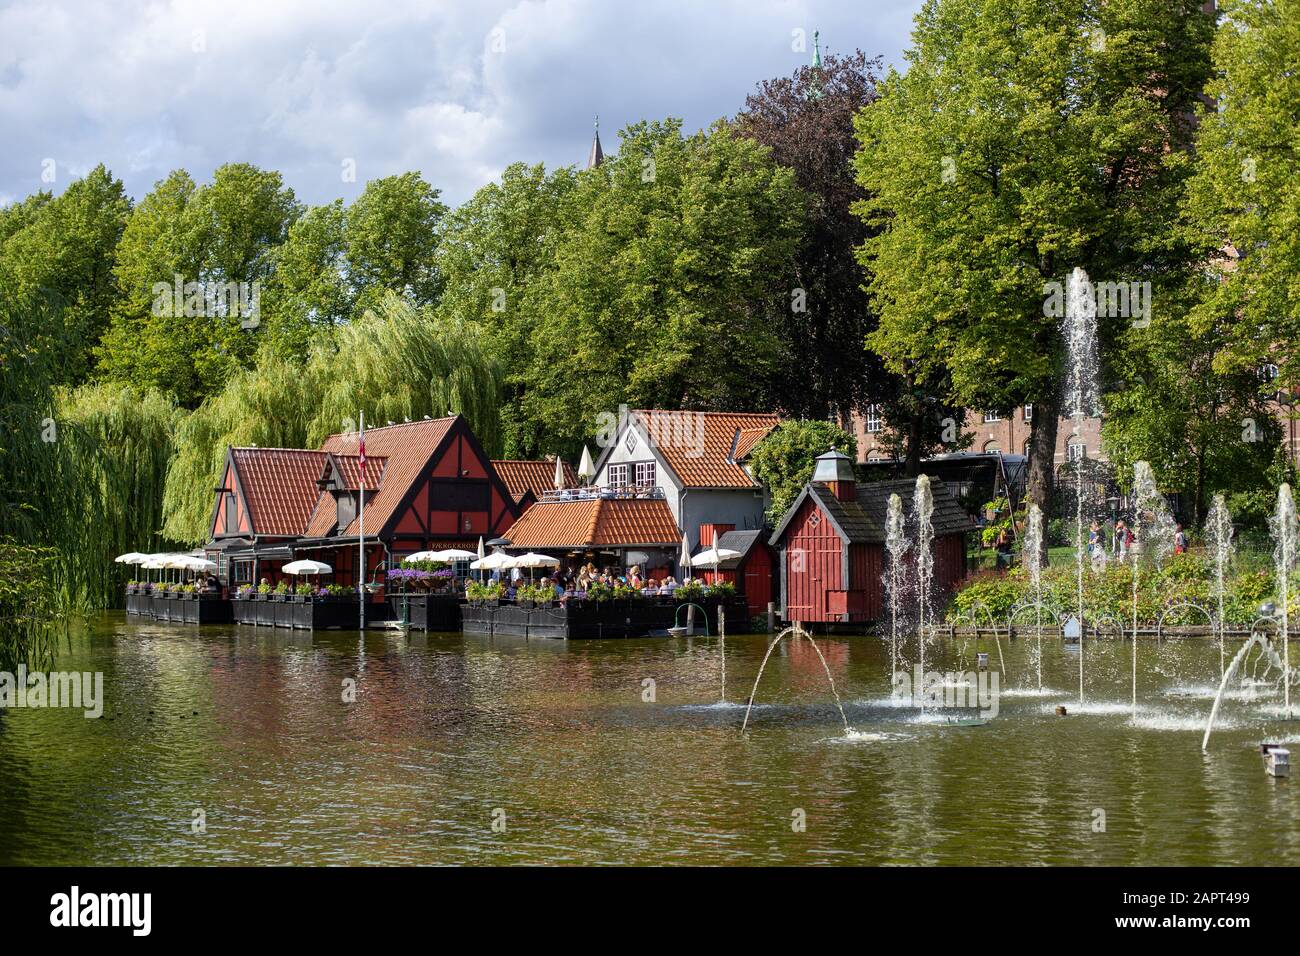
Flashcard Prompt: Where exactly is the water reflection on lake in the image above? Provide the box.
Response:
[0,613,1296,865]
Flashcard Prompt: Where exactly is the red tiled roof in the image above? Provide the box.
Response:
[632,410,780,489]
[230,448,329,536]
[326,453,386,491]
[304,417,456,538]
[492,459,577,504]
[504,497,680,549]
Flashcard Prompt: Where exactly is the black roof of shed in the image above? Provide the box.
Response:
[769,478,973,547]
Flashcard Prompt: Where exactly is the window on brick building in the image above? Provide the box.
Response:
[983,410,1000,423]
[865,404,882,433]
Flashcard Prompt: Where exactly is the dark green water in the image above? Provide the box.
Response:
[0,612,1296,865]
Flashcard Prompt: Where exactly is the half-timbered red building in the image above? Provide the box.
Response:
[205,415,520,589]
[769,450,972,626]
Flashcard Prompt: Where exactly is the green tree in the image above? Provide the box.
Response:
[96,164,302,406]
[432,163,581,457]
[1103,288,1280,524]
[855,0,1214,516]
[521,119,805,456]
[0,165,130,384]
[748,419,857,523]
[1185,0,1300,385]
[736,50,887,420]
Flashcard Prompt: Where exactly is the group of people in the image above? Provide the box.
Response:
[1088,518,1189,569]
[499,561,684,597]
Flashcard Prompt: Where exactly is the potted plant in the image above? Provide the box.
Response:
[586,581,613,604]
[256,582,271,600]
[294,582,314,602]
[272,581,290,601]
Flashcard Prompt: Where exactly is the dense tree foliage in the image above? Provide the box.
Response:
[855,0,1215,515]
[735,50,886,421]
[748,419,857,524]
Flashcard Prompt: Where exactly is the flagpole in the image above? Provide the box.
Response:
[358,409,366,632]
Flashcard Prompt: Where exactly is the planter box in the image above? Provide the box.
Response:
[387,593,463,631]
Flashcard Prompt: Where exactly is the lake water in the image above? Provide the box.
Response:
[1,612,1296,865]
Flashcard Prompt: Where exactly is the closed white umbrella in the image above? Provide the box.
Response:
[554,456,566,490]
[283,559,332,575]
[679,533,692,579]
[476,536,486,581]
[578,445,595,484]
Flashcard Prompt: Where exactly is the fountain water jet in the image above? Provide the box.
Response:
[1023,504,1045,694]
[740,624,850,736]
[1131,461,1176,719]
[1063,267,1101,706]
[913,475,935,716]
[885,492,909,688]
[1272,484,1297,720]
[1206,494,1235,678]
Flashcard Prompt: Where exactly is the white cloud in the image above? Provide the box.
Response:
[0,0,920,207]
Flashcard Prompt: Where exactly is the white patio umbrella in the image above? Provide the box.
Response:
[511,551,560,583]
[690,547,742,568]
[577,445,595,485]
[476,536,486,581]
[470,551,515,571]
[283,559,332,575]
[431,548,478,561]
[553,456,566,490]
[181,556,218,573]
[114,552,149,564]
[402,550,444,563]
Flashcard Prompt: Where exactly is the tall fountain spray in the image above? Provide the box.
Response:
[914,475,935,715]
[1206,494,1235,678]
[885,493,909,687]
[1273,484,1297,720]
[1024,504,1045,694]
[1063,267,1101,706]
[1131,461,1176,718]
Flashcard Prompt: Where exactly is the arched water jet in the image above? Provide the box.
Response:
[1203,632,1291,751]
[740,624,850,736]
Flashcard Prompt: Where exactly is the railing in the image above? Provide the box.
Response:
[539,484,665,502]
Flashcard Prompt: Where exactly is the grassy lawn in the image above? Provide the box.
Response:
[967,544,1077,572]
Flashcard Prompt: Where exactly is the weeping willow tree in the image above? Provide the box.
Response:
[305,293,503,448]
[1,287,178,649]
[57,383,181,608]
[163,293,503,544]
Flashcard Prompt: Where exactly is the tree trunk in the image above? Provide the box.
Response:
[1026,396,1060,562]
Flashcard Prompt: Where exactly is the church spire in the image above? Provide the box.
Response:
[587,114,604,170]
[808,30,824,100]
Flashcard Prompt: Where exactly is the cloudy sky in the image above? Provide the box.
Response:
[0,0,923,209]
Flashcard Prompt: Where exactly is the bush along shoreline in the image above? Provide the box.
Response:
[948,552,1276,628]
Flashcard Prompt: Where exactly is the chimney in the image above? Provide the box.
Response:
[812,448,856,501]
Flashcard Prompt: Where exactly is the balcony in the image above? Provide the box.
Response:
[539,484,665,503]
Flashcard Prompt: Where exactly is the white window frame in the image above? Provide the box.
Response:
[635,461,656,487]
[1068,441,1086,462]
[608,463,629,489]
[1023,403,1033,423]
[865,404,883,434]
[983,410,1001,423]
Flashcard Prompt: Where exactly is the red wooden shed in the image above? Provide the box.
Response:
[769,451,973,626]
[696,529,777,618]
